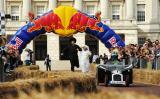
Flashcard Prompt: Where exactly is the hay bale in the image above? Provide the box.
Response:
[0,71,96,98]
[1,86,160,99]
[90,63,97,72]
[28,65,39,70]
[133,69,160,85]
[16,65,39,70]
[1,67,160,99]
[0,66,96,98]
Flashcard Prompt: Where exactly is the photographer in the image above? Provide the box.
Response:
[24,48,33,66]
[0,47,9,73]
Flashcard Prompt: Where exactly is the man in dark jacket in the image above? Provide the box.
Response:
[62,37,82,72]
[44,54,51,71]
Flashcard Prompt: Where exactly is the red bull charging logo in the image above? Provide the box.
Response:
[27,12,64,33]
[27,6,104,36]
[67,12,104,33]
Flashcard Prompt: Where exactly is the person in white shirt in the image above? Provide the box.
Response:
[24,48,32,66]
[80,45,91,73]
[25,52,30,66]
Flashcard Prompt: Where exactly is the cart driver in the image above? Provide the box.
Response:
[110,48,119,64]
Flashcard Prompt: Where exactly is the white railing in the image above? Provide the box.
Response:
[5,20,27,30]
[101,19,137,27]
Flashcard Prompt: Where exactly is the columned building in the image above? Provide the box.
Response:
[1,0,160,67]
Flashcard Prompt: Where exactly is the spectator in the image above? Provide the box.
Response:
[2,54,9,73]
[29,50,33,65]
[99,55,103,64]
[25,51,31,66]
[102,53,108,64]
[88,39,160,70]
[89,51,94,63]
[96,56,101,64]
[9,55,17,70]
[92,54,99,63]
[44,54,51,71]
[119,47,129,65]
[24,48,33,66]
[0,47,9,73]
[155,40,159,45]
[129,44,137,66]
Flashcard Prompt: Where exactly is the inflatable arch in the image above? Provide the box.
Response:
[7,6,125,54]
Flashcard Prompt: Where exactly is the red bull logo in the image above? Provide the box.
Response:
[27,12,64,33]
[27,6,104,36]
[108,36,117,46]
[67,12,104,33]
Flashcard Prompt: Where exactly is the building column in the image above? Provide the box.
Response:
[100,0,109,19]
[150,0,159,23]
[22,0,31,21]
[47,34,59,60]
[49,0,57,10]
[0,0,4,12]
[74,33,85,47]
[74,0,83,11]
[125,32,138,45]
[99,41,110,58]
[126,0,134,20]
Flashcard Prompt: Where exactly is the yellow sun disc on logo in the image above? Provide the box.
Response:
[54,6,78,36]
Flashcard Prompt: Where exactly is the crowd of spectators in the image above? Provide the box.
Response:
[1,38,160,74]
[109,39,160,69]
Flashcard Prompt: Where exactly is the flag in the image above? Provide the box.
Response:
[11,37,23,49]
[108,36,116,46]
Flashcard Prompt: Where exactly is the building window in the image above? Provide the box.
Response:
[36,6,45,17]
[11,6,19,21]
[138,37,146,45]
[86,5,95,15]
[119,34,125,41]
[34,35,47,60]
[59,36,73,60]
[85,34,99,63]
[137,4,145,22]
[112,5,120,20]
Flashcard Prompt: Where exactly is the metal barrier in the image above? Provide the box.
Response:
[140,58,147,69]
[155,57,160,70]
[136,57,160,70]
